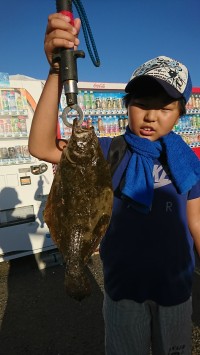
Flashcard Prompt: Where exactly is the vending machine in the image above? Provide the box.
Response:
[59,82,200,158]
[0,75,199,262]
[0,73,55,262]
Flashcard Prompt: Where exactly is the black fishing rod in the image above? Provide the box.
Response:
[55,0,100,127]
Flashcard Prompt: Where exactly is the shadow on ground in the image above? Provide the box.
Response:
[1,251,200,355]
[0,252,105,355]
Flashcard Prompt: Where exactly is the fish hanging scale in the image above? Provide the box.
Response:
[55,0,100,127]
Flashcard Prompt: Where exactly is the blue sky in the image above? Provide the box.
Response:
[0,0,200,87]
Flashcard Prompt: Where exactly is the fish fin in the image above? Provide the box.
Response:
[65,265,91,301]
[83,214,111,264]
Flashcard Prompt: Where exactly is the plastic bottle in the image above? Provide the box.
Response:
[106,97,112,110]
[184,116,190,129]
[102,116,109,136]
[98,116,104,136]
[4,118,12,137]
[197,115,200,128]
[8,91,17,111]
[113,97,117,110]
[78,91,85,110]
[192,115,198,129]
[0,119,5,137]
[2,92,9,111]
[95,96,101,109]
[195,95,200,109]
[101,94,107,110]
[83,91,90,109]
[117,94,123,110]
[191,95,196,108]
[20,119,28,137]
[92,116,98,134]
[87,115,92,128]
[118,116,124,133]
[108,116,115,137]
[16,95,24,110]
[114,115,120,136]
[89,91,96,109]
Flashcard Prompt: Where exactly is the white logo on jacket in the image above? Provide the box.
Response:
[153,164,171,189]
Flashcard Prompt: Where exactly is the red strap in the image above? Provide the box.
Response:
[60,10,74,25]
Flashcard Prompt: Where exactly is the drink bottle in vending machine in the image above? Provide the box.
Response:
[59,82,128,139]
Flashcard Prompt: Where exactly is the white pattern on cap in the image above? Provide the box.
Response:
[125,56,192,102]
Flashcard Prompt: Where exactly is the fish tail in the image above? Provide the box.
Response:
[65,265,91,301]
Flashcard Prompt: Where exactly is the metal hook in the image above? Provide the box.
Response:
[62,104,84,128]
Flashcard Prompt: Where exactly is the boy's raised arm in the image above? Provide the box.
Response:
[28,13,81,164]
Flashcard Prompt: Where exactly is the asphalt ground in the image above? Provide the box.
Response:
[0,251,200,355]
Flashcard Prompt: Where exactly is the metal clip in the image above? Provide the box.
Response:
[62,104,84,128]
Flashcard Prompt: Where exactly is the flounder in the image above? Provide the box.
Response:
[44,119,113,300]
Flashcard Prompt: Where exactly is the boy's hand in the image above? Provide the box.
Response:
[44,13,81,68]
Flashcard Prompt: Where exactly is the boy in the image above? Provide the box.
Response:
[28,13,200,355]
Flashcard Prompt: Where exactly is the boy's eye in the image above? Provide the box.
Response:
[162,108,170,111]
[135,103,146,108]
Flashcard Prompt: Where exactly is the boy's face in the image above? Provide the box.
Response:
[128,93,180,141]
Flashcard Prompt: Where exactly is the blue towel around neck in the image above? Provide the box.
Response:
[121,126,200,213]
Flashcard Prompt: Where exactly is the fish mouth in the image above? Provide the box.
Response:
[74,125,93,136]
[74,130,92,139]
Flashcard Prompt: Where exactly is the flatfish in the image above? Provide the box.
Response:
[43,118,113,300]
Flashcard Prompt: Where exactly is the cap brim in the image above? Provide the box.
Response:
[125,75,183,100]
